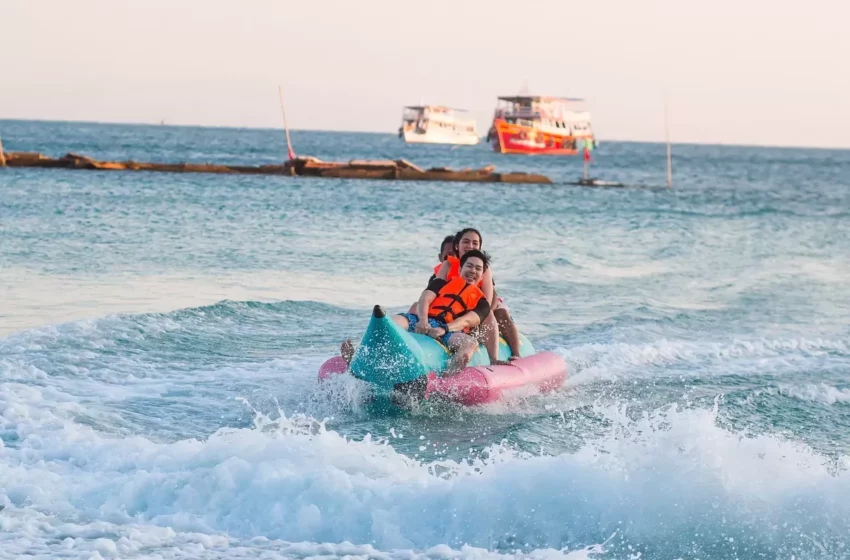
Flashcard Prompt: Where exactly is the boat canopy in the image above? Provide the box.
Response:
[403,105,469,113]
[401,106,476,128]
[494,95,590,122]
[497,96,584,104]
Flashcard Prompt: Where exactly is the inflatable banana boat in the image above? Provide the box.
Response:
[318,305,567,406]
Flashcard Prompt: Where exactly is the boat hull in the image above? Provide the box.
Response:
[317,305,567,406]
[490,119,594,155]
[423,351,567,405]
[403,129,479,145]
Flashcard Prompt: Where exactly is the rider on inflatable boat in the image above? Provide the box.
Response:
[392,249,492,373]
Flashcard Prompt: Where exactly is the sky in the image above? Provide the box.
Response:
[1,0,848,148]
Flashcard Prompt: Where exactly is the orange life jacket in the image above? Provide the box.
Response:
[433,262,443,277]
[443,255,461,280]
[445,255,460,280]
[428,277,485,328]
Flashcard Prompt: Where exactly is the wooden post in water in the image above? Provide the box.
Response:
[0,134,6,167]
[665,98,672,188]
[278,86,296,162]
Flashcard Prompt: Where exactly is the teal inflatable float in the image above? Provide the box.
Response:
[348,305,534,392]
[318,306,567,407]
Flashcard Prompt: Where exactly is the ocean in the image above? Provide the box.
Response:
[1,119,849,559]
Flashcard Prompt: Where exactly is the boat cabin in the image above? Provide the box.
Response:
[401,106,476,135]
[493,96,592,133]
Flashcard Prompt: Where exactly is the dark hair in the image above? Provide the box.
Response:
[453,228,483,255]
[440,235,455,251]
[460,249,490,270]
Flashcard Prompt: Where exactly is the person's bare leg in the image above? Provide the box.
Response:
[478,311,503,364]
[495,308,521,359]
[340,339,355,364]
[392,315,410,329]
[446,333,478,374]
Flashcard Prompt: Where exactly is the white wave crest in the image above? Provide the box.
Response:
[774,383,850,405]
[3,381,850,559]
[561,335,850,385]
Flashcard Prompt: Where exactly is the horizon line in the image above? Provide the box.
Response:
[1,116,848,152]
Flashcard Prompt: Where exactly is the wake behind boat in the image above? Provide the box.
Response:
[399,105,480,145]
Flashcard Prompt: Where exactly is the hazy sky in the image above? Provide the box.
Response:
[2,0,848,147]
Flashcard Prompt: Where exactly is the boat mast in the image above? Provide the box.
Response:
[665,97,672,188]
[278,86,296,161]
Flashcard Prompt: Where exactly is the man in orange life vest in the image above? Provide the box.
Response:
[392,249,492,374]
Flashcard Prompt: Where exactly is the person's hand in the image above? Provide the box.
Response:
[427,326,446,340]
[414,321,430,335]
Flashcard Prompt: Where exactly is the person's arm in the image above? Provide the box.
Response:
[445,311,482,332]
[480,268,495,305]
[415,278,446,334]
[416,290,438,329]
[436,261,451,280]
[443,298,491,333]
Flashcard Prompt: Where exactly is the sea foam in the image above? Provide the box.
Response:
[3,378,849,559]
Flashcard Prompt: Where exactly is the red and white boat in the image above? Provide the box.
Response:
[487,95,595,155]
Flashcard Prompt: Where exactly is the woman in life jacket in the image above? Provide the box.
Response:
[435,228,522,365]
[393,250,493,374]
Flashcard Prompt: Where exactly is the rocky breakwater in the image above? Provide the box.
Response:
[1,152,552,184]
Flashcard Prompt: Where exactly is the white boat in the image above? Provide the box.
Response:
[399,105,479,145]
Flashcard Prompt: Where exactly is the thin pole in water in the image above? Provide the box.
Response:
[583,145,590,181]
[665,97,672,188]
[583,153,588,181]
[278,86,296,161]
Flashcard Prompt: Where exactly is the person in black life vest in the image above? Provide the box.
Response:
[392,250,492,374]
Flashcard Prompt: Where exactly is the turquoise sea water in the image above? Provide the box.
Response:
[1,119,849,559]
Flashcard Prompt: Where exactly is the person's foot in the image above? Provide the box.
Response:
[340,339,355,364]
